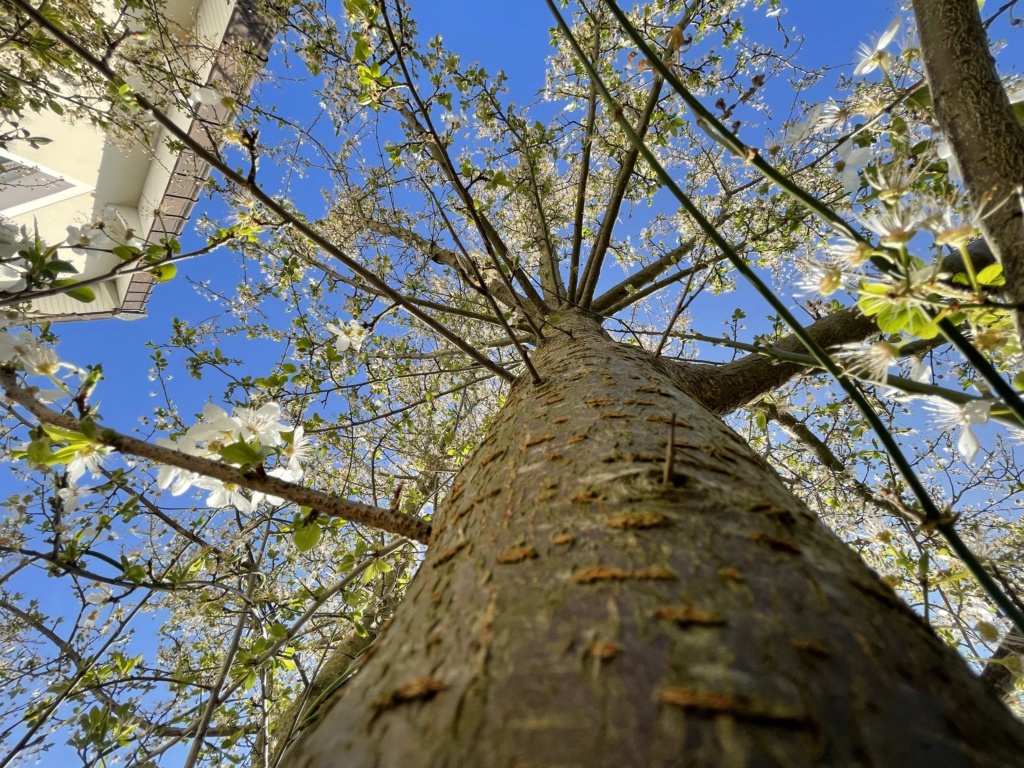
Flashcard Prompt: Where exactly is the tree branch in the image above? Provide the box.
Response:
[590,236,701,314]
[676,307,878,415]
[577,76,664,308]
[0,368,432,543]
[576,5,697,308]
[568,16,601,303]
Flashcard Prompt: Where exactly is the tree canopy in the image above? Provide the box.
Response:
[0,0,1022,764]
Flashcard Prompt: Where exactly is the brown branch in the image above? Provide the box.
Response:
[0,368,432,543]
[577,75,664,308]
[568,15,602,303]
[676,306,878,415]
[591,236,701,314]
[576,5,697,308]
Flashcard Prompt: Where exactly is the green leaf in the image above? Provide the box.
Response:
[123,564,147,584]
[875,304,908,334]
[976,263,1004,287]
[149,264,177,282]
[111,245,138,260]
[218,440,265,466]
[27,439,56,465]
[54,282,96,303]
[354,38,371,62]
[41,424,87,442]
[293,520,322,552]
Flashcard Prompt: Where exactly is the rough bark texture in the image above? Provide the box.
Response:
[914,0,1024,333]
[282,312,1024,767]
[694,307,877,415]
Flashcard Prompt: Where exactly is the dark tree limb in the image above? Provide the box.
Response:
[591,236,700,314]
[577,76,664,308]
[673,306,878,415]
[568,16,601,303]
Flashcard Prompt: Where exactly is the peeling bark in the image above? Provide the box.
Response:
[281,310,1024,767]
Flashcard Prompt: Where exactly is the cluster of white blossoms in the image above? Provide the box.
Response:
[0,210,141,292]
[0,328,78,383]
[156,402,309,512]
[325,318,367,353]
[64,222,140,256]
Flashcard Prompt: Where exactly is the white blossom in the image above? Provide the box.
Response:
[836,139,874,195]
[859,204,927,247]
[795,261,845,297]
[85,584,113,605]
[195,477,253,512]
[278,425,309,480]
[923,397,993,461]
[192,85,226,106]
[184,404,242,450]
[853,17,900,77]
[908,357,931,384]
[834,340,900,382]
[56,486,83,513]
[65,224,113,257]
[0,330,41,365]
[0,222,29,257]
[827,237,873,269]
[233,402,290,446]
[326,319,367,353]
[66,444,111,485]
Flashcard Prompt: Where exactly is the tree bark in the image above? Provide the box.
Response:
[281,311,1024,767]
[914,0,1024,334]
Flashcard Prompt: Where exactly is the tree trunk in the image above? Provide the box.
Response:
[913,0,1024,336]
[282,312,1024,767]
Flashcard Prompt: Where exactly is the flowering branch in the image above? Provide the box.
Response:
[0,367,432,544]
